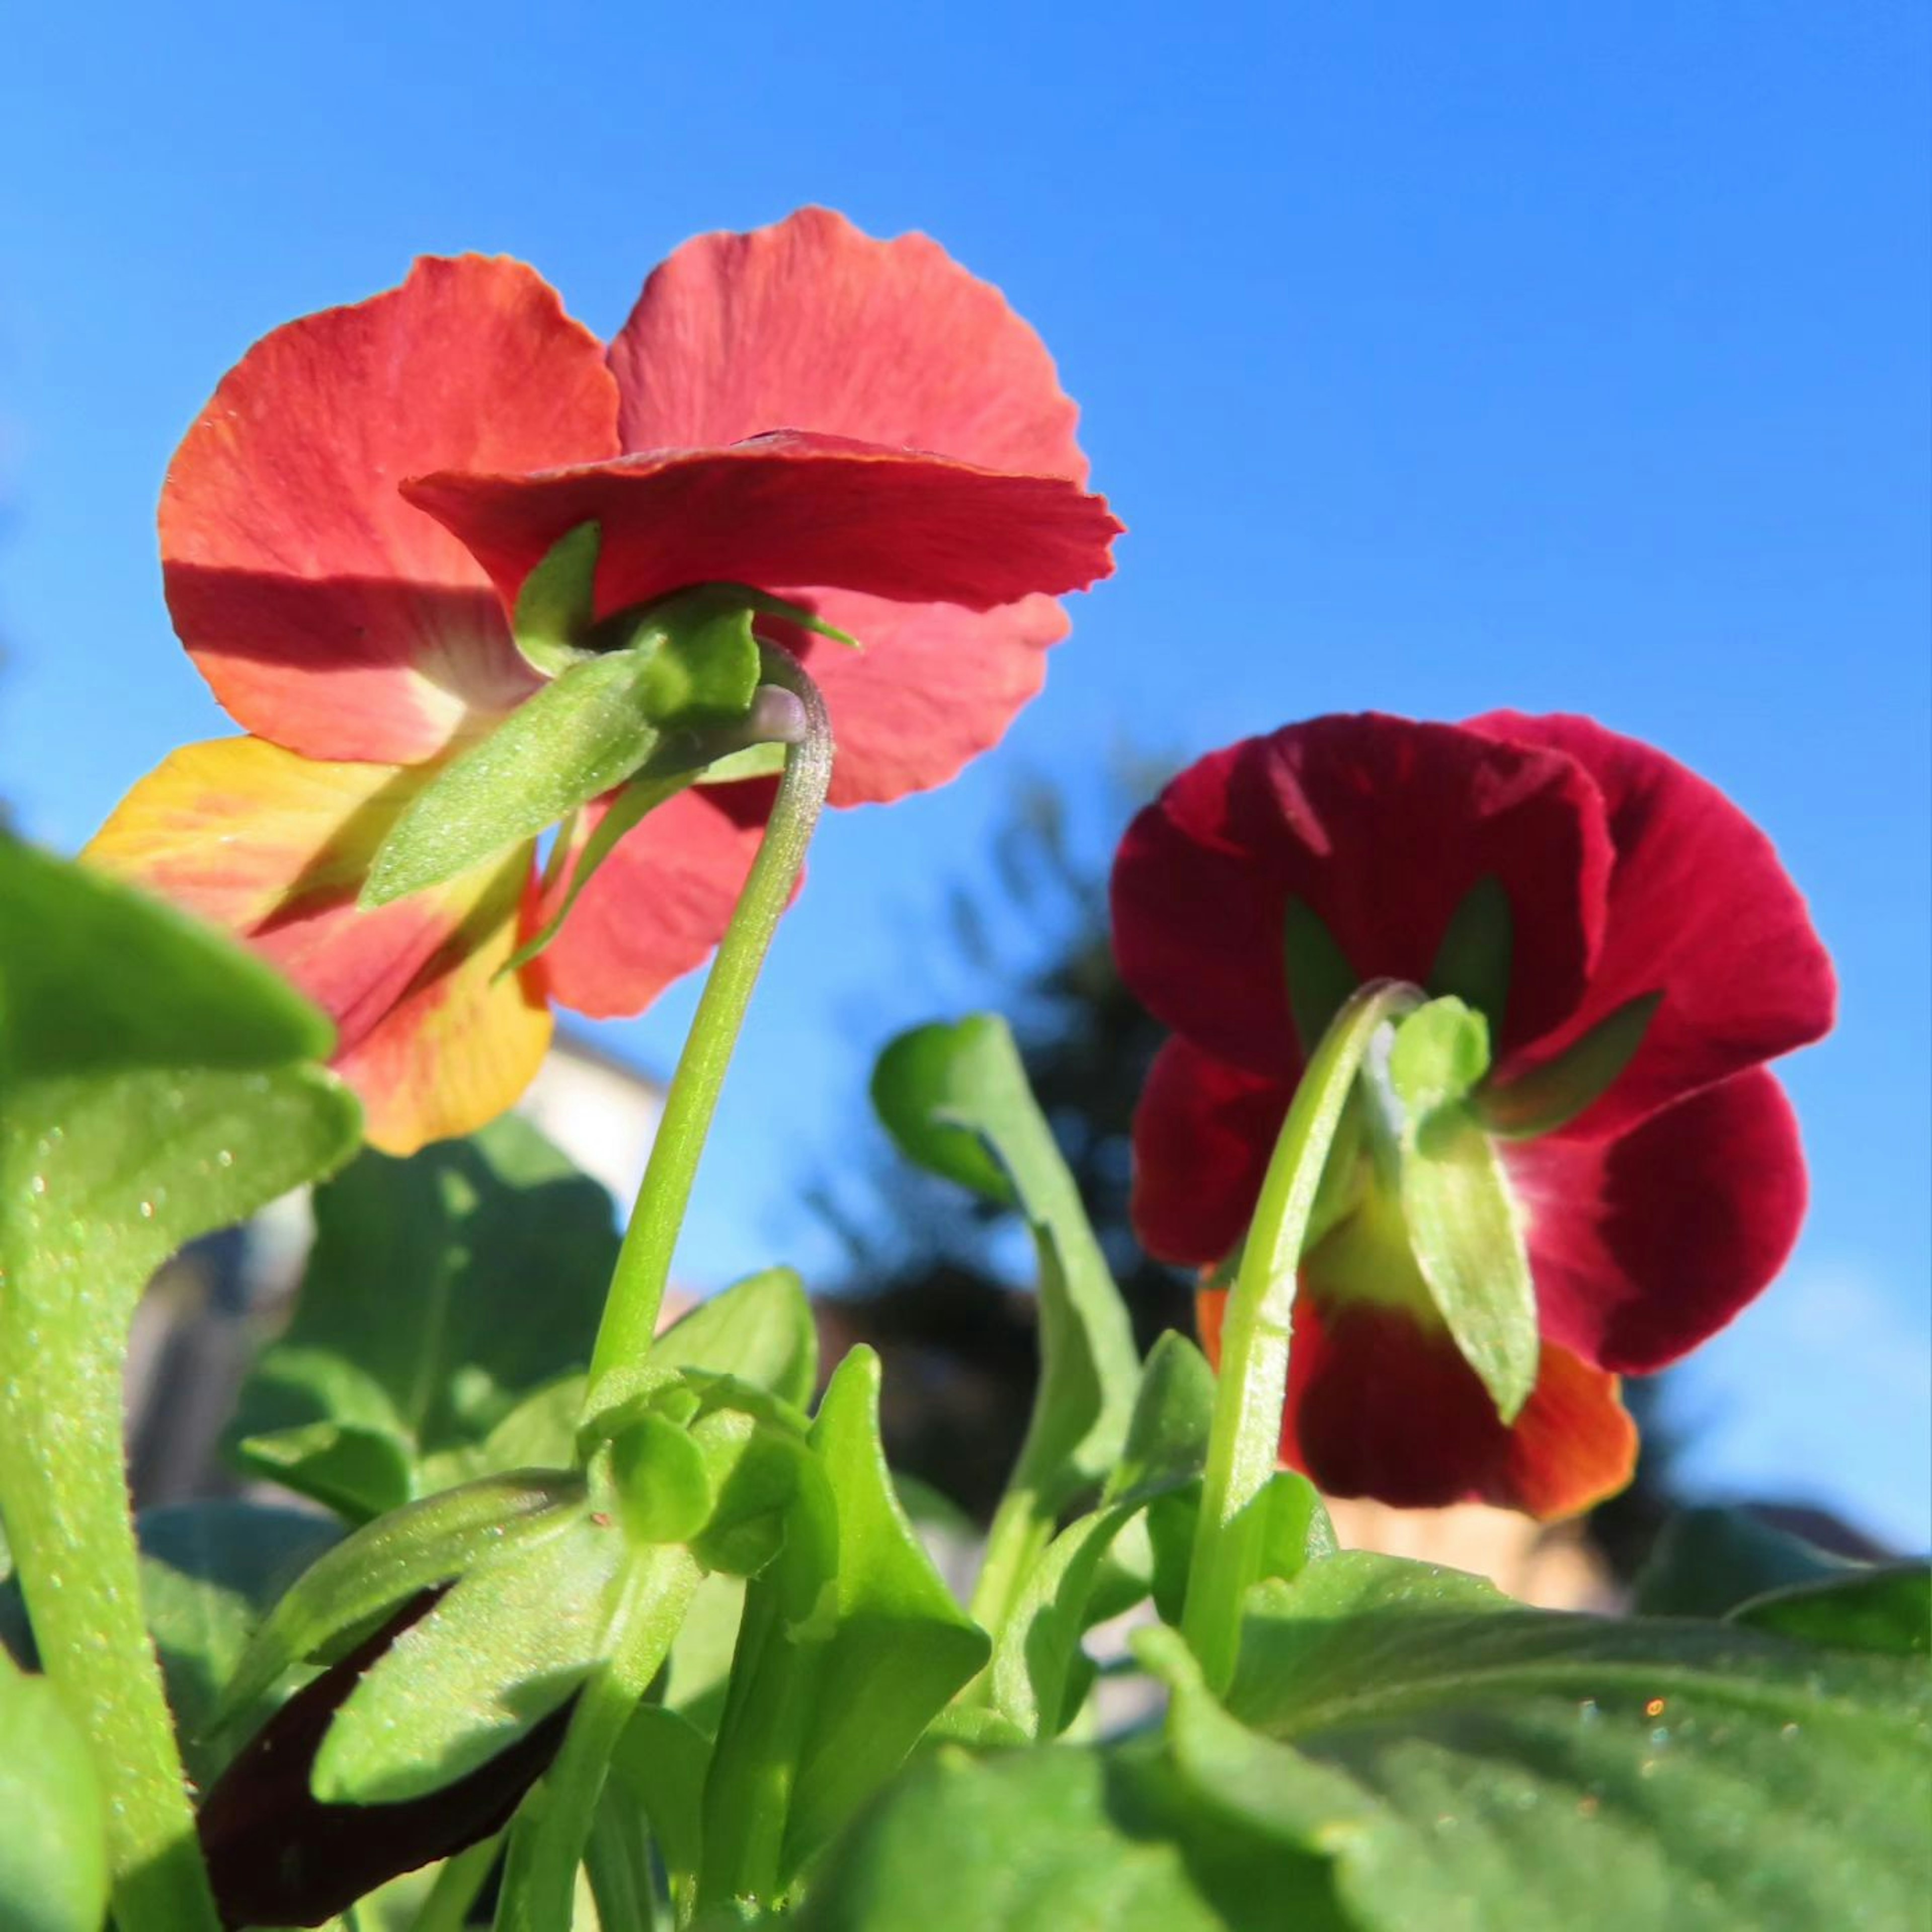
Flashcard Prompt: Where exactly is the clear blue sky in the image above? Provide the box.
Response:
[5,2,1926,1546]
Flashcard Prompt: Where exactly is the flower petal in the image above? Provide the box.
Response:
[1196,1291,1637,1518]
[1130,1036,1290,1265]
[777,589,1062,806]
[539,783,768,1021]
[609,206,1089,481]
[84,737,548,1150]
[335,854,553,1155]
[86,738,465,1051]
[1471,712,1835,1133]
[164,256,621,763]
[403,432,1119,629]
[1112,716,1614,1079]
[1506,1067,1808,1375]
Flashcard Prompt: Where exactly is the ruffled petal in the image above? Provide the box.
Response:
[84,737,547,1149]
[1471,712,1835,1133]
[540,784,768,1020]
[403,432,1118,627]
[1506,1067,1808,1375]
[1130,1036,1290,1265]
[1112,716,1614,1078]
[609,206,1089,481]
[335,854,553,1155]
[164,256,621,763]
[1196,1291,1637,1518]
[774,589,1060,806]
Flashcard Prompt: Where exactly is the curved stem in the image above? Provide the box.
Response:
[1180,979,1423,1692]
[586,650,833,1395]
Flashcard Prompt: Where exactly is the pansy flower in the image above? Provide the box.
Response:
[1112,711,1834,1516]
[88,209,1119,1152]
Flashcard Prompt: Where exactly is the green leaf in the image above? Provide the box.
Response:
[1634,1505,1849,1619]
[228,1116,619,1516]
[1730,1565,1931,1658]
[871,1016,1139,1511]
[701,1349,990,1897]
[363,647,664,904]
[315,1513,626,1804]
[131,1502,344,1789]
[0,1652,110,1932]
[0,841,358,1931]
[1395,1098,1539,1422]
[1283,897,1361,1056]
[218,1469,587,1726]
[652,1268,820,1410]
[1428,874,1512,1035]
[610,1701,713,1887]
[791,1743,1343,1932]
[512,520,602,675]
[1476,992,1661,1139]
[1155,1550,1932,1932]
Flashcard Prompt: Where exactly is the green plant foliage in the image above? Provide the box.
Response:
[131,1502,344,1789]
[1729,1564,1931,1658]
[871,1015,1139,1514]
[512,520,602,675]
[0,840,359,1932]
[314,1512,626,1804]
[791,1743,1345,1932]
[1149,1550,1932,1932]
[0,1652,111,1932]
[1634,1505,1850,1619]
[228,1116,619,1517]
[218,1469,587,1725]
[653,1267,820,1409]
[700,1349,991,1900]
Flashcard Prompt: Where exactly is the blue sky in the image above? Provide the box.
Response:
[4,2,1926,1545]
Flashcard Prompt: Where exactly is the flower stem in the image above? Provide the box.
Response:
[0,1328,221,1931]
[586,650,832,1395]
[1180,979,1423,1693]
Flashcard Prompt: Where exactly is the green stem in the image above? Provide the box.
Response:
[586,650,833,1396]
[1180,979,1422,1692]
[494,1548,700,1932]
[0,1333,221,1931]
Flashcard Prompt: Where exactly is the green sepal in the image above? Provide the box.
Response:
[1476,991,1662,1138]
[1385,996,1537,1422]
[1428,872,1512,1033]
[625,586,764,728]
[362,646,666,905]
[216,1469,587,1727]
[500,772,691,976]
[1283,897,1360,1055]
[512,520,602,675]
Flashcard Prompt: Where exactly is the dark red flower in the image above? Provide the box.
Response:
[1113,712,1835,1516]
[89,210,1118,1150]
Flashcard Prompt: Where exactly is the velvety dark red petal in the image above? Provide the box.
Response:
[540,784,768,1020]
[1470,712,1835,1135]
[609,206,1089,483]
[1505,1066,1808,1375]
[163,256,622,764]
[1112,716,1614,1079]
[404,432,1118,633]
[1197,1291,1638,1519]
[1130,1036,1291,1265]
